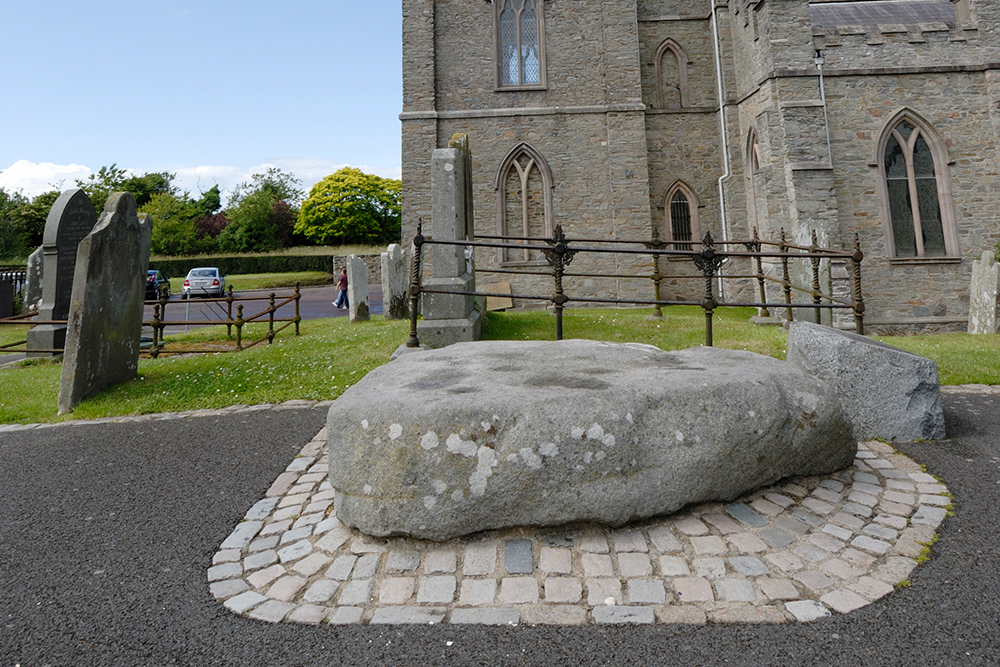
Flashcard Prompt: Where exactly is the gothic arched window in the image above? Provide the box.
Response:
[664,182,700,251]
[876,111,959,258]
[496,143,554,264]
[496,0,546,89]
[654,39,690,108]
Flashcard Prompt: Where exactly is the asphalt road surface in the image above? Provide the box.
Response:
[1,393,998,666]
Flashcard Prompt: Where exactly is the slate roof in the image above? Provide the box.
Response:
[810,1,957,34]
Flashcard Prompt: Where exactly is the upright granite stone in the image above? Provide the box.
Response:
[24,245,43,312]
[381,244,408,320]
[26,189,98,354]
[327,341,855,541]
[968,251,1000,334]
[416,134,481,348]
[786,321,946,442]
[58,193,152,413]
[347,254,370,323]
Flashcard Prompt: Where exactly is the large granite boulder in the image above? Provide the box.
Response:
[786,321,945,442]
[327,340,856,541]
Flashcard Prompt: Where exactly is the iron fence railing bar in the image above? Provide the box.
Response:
[407,224,865,347]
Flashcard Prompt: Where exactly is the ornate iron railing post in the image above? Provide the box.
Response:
[150,303,161,358]
[693,231,723,346]
[810,230,822,324]
[544,225,577,341]
[225,285,235,337]
[235,304,244,351]
[293,282,301,335]
[851,233,866,334]
[744,226,769,318]
[780,228,793,322]
[267,293,276,344]
[645,225,665,319]
[406,220,425,348]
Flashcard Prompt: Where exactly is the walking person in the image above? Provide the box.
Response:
[333,266,349,309]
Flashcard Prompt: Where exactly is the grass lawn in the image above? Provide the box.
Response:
[0,306,997,424]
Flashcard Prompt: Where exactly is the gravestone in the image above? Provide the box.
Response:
[416,133,481,348]
[786,321,945,441]
[0,278,12,318]
[25,245,43,312]
[327,341,855,541]
[968,251,999,334]
[380,243,408,320]
[347,254,370,323]
[26,190,98,354]
[58,193,152,413]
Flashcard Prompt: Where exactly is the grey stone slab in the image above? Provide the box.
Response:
[416,576,457,604]
[725,503,768,528]
[381,243,409,320]
[243,550,278,572]
[244,497,280,521]
[370,607,446,625]
[248,536,279,553]
[450,608,519,625]
[760,528,797,548]
[969,251,999,334]
[328,343,854,540]
[353,553,380,579]
[57,194,151,413]
[729,556,771,577]
[347,255,370,323]
[248,600,296,623]
[592,605,656,624]
[912,505,948,528]
[303,579,340,604]
[279,526,314,545]
[504,539,534,574]
[220,521,264,550]
[278,539,313,563]
[207,562,242,582]
[223,591,267,614]
[337,579,373,606]
[210,579,249,599]
[785,600,832,623]
[715,578,756,602]
[787,321,945,441]
[626,579,666,604]
[386,550,421,572]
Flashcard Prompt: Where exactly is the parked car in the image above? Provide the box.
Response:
[145,270,171,300]
[182,267,226,298]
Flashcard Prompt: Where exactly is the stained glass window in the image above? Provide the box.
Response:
[882,120,948,258]
[497,0,543,87]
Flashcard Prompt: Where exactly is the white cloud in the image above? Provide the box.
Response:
[0,160,92,196]
[1,158,402,203]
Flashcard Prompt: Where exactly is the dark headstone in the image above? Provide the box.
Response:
[58,193,152,413]
[0,279,12,318]
[26,189,98,354]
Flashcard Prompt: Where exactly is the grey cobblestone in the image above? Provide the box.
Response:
[210,434,952,626]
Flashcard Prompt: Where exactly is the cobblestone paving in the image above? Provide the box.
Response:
[210,426,954,626]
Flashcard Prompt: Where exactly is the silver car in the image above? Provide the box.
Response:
[182,267,226,298]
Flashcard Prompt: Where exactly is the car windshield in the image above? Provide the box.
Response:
[190,269,217,278]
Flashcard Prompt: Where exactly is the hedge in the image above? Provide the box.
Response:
[149,254,337,278]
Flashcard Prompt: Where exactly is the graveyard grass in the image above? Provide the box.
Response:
[1,306,999,424]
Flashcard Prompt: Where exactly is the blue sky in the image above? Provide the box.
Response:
[0,0,402,201]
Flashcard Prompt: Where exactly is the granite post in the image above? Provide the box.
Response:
[26,189,98,354]
[347,254,370,323]
[416,134,481,347]
[969,251,999,334]
[25,245,43,312]
[58,193,153,413]
[380,243,408,320]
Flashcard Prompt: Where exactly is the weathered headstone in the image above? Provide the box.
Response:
[786,321,946,442]
[24,245,44,312]
[327,341,855,541]
[968,251,999,334]
[347,254,370,324]
[26,190,98,354]
[416,134,481,348]
[58,193,152,413]
[380,243,408,320]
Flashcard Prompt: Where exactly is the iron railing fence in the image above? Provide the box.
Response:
[0,270,27,295]
[0,284,302,357]
[405,223,865,348]
[145,284,302,357]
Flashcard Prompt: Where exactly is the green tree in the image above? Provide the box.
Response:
[295,167,401,246]
[13,190,60,247]
[76,164,175,212]
[218,168,303,253]
[142,192,214,256]
[0,188,29,259]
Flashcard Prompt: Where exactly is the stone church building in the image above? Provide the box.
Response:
[400,0,1000,331]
